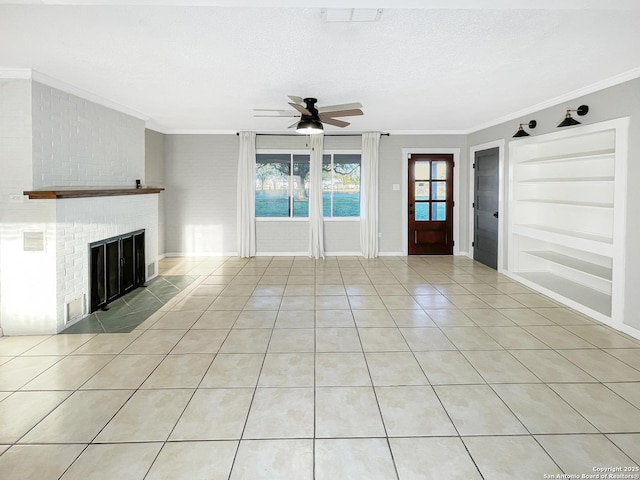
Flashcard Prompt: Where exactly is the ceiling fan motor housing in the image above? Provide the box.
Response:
[303,98,319,117]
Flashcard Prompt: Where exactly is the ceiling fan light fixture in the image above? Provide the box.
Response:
[296,116,324,135]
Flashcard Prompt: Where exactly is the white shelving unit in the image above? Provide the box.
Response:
[508,118,629,327]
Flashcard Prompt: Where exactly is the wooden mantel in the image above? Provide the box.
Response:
[23,187,164,199]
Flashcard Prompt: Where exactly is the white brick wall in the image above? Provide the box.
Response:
[0,79,155,335]
[55,195,158,330]
[31,81,145,188]
[0,79,59,335]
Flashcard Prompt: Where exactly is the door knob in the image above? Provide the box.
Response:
[493,211,499,218]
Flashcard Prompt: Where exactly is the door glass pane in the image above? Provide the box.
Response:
[432,161,447,180]
[432,203,446,221]
[415,161,430,180]
[415,202,430,221]
[432,181,446,200]
[415,182,430,200]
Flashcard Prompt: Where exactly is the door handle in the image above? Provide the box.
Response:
[493,211,499,218]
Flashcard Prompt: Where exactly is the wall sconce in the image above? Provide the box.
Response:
[557,105,589,127]
[513,120,537,138]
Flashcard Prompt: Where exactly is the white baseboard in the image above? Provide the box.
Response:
[164,252,238,257]
[379,251,404,256]
[619,323,640,341]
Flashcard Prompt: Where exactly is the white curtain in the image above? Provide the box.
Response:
[308,134,325,259]
[237,131,256,257]
[360,132,381,258]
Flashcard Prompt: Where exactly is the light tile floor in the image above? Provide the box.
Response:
[1,255,639,479]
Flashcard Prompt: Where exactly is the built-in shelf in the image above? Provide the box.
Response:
[513,224,613,257]
[516,271,612,317]
[523,251,612,281]
[519,148,614,165]
[23,187,164,199]
[508,118,628,327]
[517,199,614,208]
[517,176,614,184]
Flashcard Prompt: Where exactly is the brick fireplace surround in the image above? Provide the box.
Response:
[0,77,159,335]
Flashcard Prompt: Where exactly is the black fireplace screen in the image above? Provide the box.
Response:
[90,230,145,312]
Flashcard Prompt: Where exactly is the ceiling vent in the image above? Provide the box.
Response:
[321,8,383,23]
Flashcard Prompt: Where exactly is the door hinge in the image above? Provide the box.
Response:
[472,202,475,208]
[472,163,476,169]
[452,241,455,246]
[452,201,455,207]
[472,241,475,247]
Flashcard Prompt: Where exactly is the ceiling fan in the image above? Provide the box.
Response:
[254,96,363,134]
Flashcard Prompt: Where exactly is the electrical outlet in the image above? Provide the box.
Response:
[9,194,24,203]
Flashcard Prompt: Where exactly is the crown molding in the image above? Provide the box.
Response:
[155,128,239,135]
[466,66,640,135]
[9,0,640,9]
[0,67,32,79]
[386,129,466,136]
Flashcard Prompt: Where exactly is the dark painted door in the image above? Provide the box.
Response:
[473,147,499,269]
[408,154,454,255]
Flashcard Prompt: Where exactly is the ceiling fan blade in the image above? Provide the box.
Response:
[321,118,350,128]
[317,102,363,113]
[288,95,304,104]
[253,109,298,117]
[289,102,311,115]
[319,109,363,119]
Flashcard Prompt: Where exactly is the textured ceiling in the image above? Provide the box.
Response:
[1,1,640,133]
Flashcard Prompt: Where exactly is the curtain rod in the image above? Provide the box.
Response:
[236,133,390,137]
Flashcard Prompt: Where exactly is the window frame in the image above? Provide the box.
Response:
[255,149,362,222]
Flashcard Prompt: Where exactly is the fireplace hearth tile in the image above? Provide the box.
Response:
[61,275,196,335]
[62,315,104,334]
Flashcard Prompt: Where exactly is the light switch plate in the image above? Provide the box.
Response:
[392,184,400,191]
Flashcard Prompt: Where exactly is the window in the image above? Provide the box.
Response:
[256,151,361,218]
[323,153,361,217]
[256,153,309,218]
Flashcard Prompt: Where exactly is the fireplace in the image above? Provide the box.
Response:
[90,229,146,312]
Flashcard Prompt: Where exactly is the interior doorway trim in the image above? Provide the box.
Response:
[468,139,505,271]
[401,148,460,256]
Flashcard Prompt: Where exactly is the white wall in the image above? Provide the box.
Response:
[163,133,468,256]
[146,129,165,255]
[164,134,238,255]
[379,135,467,254]
[32,81,144,188]
[55,195,158,332]
[0,79,153,335]
[0,79,59,335]
[468,77,640,332]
